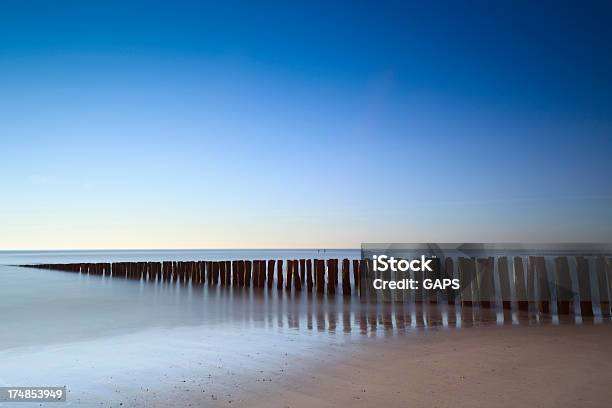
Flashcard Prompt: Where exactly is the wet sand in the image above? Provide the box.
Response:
[246,324,612,408]
[3,323,610,407]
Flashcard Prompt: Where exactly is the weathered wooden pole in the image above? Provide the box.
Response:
[219,261,227,286]
[197,261,204,285]
[604,257,612,316]
[277,260,283,289]
[497,257,512,309]
[315,259,324,294]
[576,256,593,317]
[189,262,195,284]
[153,262,159,282]
[535,257,551,313]
[231,261,237,286]
[352,259,359,294]
[238,260,245,287]
[326,259,337,295]
[513,257,528,311]
[527,256,537,311]
[253,260,260,288]
[211,261,219,285]
[299,259,306,285]
[294,260,302,291]
[177,261,182,283]
[306,259,313,291]
[342,258,351,296]
[204,261,212,284]
[458,257,476,306]
[596,256,610,317]
[175,262,182,283]
[225,261,231,286]
[267,260,275,288]
[259,260,266,288]
[476,257,494,308]
[554,256,573,314]
[286,260,294,290]
[245,260,252,287]
[327,259,337,295]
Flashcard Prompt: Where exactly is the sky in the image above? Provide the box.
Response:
[1,1,612,249]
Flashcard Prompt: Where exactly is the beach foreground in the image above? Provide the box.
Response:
[247,324,612,408]
[3,323,610,408]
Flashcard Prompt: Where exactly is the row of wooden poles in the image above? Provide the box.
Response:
[20,255,612,317]
[367,255,611,318]
[21,259,359,296]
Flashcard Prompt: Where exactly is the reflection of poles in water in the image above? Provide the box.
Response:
[21,253,609,328]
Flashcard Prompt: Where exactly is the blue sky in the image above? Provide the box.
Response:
[1,1,611,249]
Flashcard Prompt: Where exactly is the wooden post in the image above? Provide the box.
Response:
[261,260,267,287]
[245,260,252,287]
[606,257,612,316]
[352,259,359,294]
[342,259,351,296]
[211,262,219,285]
[513,257,528,311]
[254,260,261,288]
[189,262,195,285]
[554,256,573,314]
[286,260,294,290]
[315,259,324,294]
[476,257,494,308]
[596,256,610,318]
[178,262,185,284]
[205,261,212,284]
[291,260,300,291]
[535,257,551,313]
[497,257,512,309]
[527,256,537,311]
[198,261,204,285]
[277,260,284,290]
[299,259,306,285]
[576,256,593,317]
[307,259,314,291]
[258,260,265,288]
[458,257,476,306]
[238,260,245,287]
[221,261,228,285]
[154,262,160,282]
[225,261,231,286]
[267,260,275,288]
[326,259,336,295]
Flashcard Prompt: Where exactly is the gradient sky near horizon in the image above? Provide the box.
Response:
[1,1,612,249]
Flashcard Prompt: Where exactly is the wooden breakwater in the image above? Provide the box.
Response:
[19,255,612,317]
[20,259,353,295]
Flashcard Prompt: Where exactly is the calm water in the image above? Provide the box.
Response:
[1,250,360,349]
[2,249,602,352]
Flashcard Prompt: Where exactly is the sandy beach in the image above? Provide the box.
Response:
[248,324,612,408]
[2,321,610,407]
